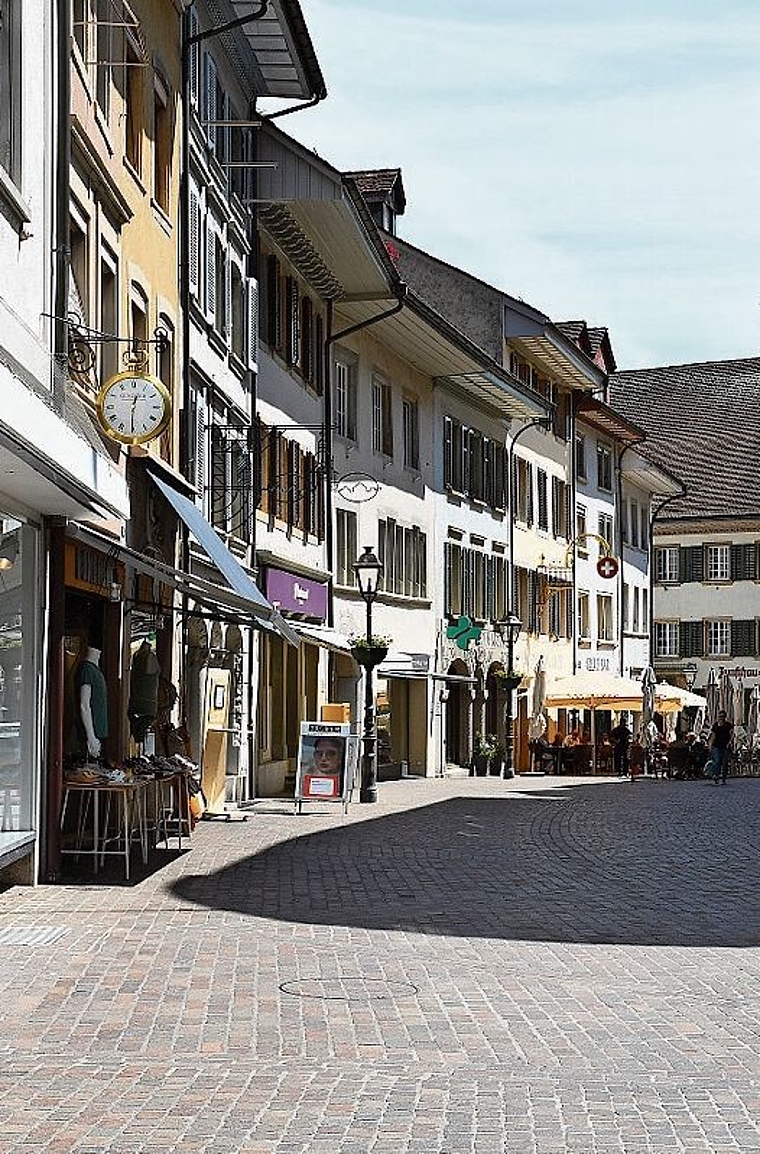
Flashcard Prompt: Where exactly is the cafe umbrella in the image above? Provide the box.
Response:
[545,672,648,773]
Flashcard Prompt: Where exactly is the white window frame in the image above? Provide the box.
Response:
[402,394,419,471]
[597,443,613,491]
[706,544,730,583]
[336,507,357,587]
[333,348,357,442]
[656,546,679,583]
[655,621,679,658]
[706,619,730,658]
[578,590,590,640]
[597,593,614,642]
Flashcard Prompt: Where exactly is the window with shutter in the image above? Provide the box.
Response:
[205,221,216,323]
[679,620,704,658]
[680,545,704,583]
[300,296,313,383]
[210,422,227,531]
[314,314,324,395]
[188,191,200,298]
[285,276,300,366]
[203,53,217,150]
[537,469,548,531]
[265,255,281,350]
[526,462,534,527]
[188,8,200,107]
[493,444,506,511]
[731,620,757,657]
[731,543,757,582]
[246,277,258,372]
[194,391,207,502]
[443,417,453,488]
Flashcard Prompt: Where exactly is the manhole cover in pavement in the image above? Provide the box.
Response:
[280,977,419,1001]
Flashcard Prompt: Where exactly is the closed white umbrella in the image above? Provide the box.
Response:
[705,667,720,729]
[733,678,746,727]
[719,666,733,720]
[528,656,547,739]
[748,685,760,738]
[642,667,656,726]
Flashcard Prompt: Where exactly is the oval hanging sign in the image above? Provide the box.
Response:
[596,555,619,580]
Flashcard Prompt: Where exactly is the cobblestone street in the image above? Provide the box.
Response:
[1,774,760,1153]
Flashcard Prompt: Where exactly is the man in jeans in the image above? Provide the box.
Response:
[708,710,733,785]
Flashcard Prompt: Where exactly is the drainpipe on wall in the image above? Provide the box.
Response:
[507,414,553,612]
[322,289,407,626]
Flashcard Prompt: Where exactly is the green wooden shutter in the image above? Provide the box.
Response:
[732,620,757,657]
[679,620,704,658]
[680,546,704,583]
[731,544,757,582]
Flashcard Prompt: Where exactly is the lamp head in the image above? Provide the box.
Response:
[682,661,698,690]
[497,610,522,645]
[353,544,383,602]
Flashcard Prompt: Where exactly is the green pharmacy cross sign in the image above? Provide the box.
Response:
[446,615,482,651]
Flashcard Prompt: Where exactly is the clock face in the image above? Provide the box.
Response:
[96,371,171,445]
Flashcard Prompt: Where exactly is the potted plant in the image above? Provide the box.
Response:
[494,668,524,693]
[348,633,392,669]
[472,732,498,776]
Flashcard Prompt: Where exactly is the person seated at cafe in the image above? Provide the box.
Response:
[563,728,581,747]
[685,731,709,778]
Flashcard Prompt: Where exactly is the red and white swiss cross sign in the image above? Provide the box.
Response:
[597,555,619,580]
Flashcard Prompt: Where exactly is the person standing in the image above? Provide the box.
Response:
[610,716,633,777]
[708,710,733,785]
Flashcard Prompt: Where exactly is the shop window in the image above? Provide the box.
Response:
[0,518,29,834]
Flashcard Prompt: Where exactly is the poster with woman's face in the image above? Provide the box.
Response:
[296,722,350,802]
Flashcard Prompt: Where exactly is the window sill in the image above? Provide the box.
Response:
[0,167,30,231]
[151,197,173,236]
[597,640,617,649]
[229,351,248,380]
[578,638,592,648]
[123,156,146,195]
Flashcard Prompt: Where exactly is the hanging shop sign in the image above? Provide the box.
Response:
[446,615,482,651]
[294,721,358,813]
[265,567,328,621]
[65,541,124,599]
[596,555,619,580]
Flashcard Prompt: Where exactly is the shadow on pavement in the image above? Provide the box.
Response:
[171,779,760,947]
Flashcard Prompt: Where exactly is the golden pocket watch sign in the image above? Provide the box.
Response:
[95,362,172,446]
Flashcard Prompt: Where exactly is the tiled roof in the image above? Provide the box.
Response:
[586,327,607,354]
[609,358,760,520]
[344,168,403,198]
[557,321,587,343]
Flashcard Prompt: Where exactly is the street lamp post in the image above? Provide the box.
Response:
[353,545,384,804]
[497,610,523,779]
[683,661,698,691]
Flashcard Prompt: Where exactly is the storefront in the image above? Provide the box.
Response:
[0,517,40,870]
[256,565,331,797]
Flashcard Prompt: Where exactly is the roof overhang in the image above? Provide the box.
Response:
[256,126,396,301]
[576,394,645,445]
[209,0,326,101]
[621,448,684,498]
[504,301,606,392]
[335,292,549,422]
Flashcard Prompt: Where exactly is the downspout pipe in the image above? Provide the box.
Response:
[323,288,407,627]
[507,414,553,612]
[615,437,646,677]
[647,486,688,665]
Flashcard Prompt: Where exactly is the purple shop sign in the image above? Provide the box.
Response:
[265,566,328,621]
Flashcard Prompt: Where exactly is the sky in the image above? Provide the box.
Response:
[271,0,760,370]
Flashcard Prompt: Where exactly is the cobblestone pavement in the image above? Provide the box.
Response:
[1,774,760,1153]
